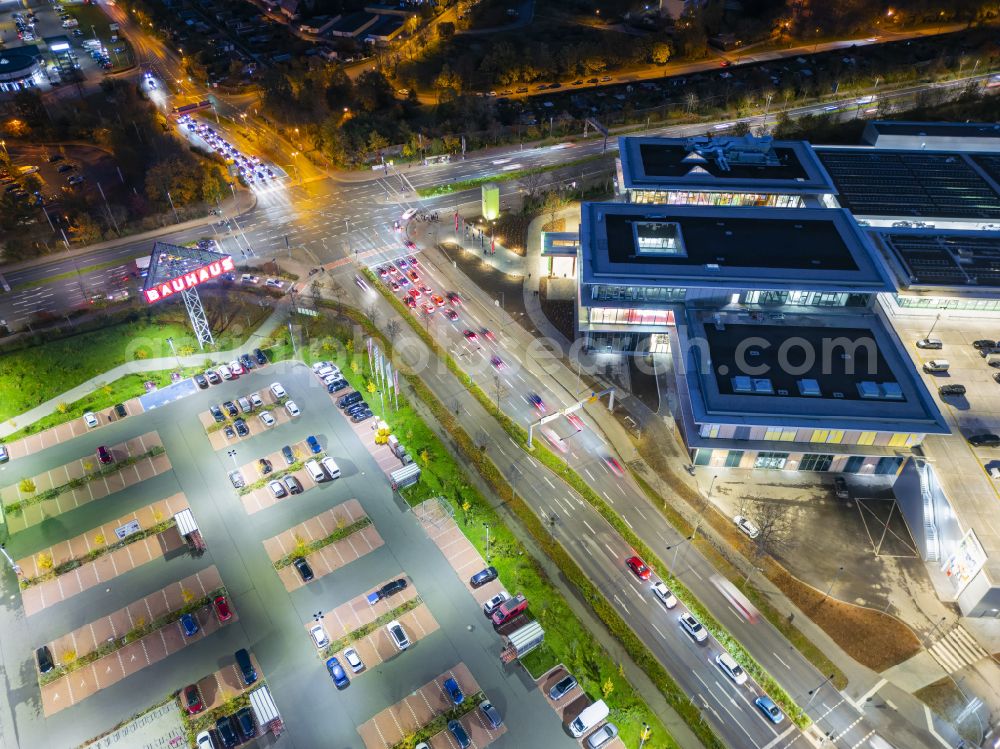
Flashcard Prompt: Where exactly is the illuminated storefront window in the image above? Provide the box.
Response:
[629,190,804,208]
[586,307,674,326]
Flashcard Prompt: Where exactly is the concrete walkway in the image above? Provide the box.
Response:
[0,310,285,439]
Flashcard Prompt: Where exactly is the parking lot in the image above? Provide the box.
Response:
[0,361,580,749]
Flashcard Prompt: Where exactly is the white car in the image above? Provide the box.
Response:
[196,731,214,749]
[309,623,329,648]
[386,620,409,650]
[678,612,708,643]
[258,411,275,427]
[270,382,286,399]
[249,393,264,409]
[312,361,332,373]
[734,515,760,539]
[218,365,232,380]
[401,208,418,221]
[343,647,364,672]
[483,591,511,616]
[651,581,677,609]
[229,360,244,375]
[268,480,287,498]
[715,652,748,685]
[285,400,300,417]
[83,411,99,428]
[265,278,284,289]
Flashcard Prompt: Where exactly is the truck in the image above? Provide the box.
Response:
[490,593,528,627]
[134,256,151,279]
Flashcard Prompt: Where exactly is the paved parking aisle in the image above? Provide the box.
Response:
[1,432,170,533]
[304,574,417,646]
[415,509,507,601]
[329,603,439,677]
[328,389,405,479]
[40,582,235,716]
[17,494,190,616]
[356,663,479,749]
[426,708,508,749]
[260,499,384,591]
[535,666,624,749]
[0,396,144,461]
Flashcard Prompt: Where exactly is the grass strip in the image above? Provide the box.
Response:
[321,596,424,660]
[273,516,372,570]
[363,270,812,729]
[186,686,254,740]
[391,694,484,749]
[21,517,177,589]
[40,587,227,686]
[6,445,166,514]
[415,154,608,197]
[319,306,688,749]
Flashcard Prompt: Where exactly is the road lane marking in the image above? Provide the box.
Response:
[613,594,630,615]
[603,543,617,559]
[771,652,791,670]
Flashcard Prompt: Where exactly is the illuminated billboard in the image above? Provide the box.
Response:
[143,255,234,303]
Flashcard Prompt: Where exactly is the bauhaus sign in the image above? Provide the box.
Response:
[143,256,234,303]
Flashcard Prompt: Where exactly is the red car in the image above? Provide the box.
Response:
[463,329,478,341]
[213,594,233,622]
[407,254,419,265]
[481,329,496,341]
[605,456,625,477]
[97,446,113,465]
[404,296,417,309]
[431,294,445,307]
[404,240,416,250]
[447,292,461,306]
[408,288,421,299]
[566,413,585,431]
[407,270,420,282]
[444,308,459,321]
[626,556,651,580]
[422,302,436,314]
[183,684,204,714]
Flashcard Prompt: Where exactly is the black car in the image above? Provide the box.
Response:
[56,163,75,173]
[224,425,235,439]
[114,403,128,418]
[234,647,257,685]
[194,373,209,389]
[48,154,64,162]
[205,370,222,385]
[377,578,408,600]
[239,353,255,370]
[253,348,267,365]
[338,391,363,408]
[345,401,369,416]
[326,379,349,393]
[470,566,498,588]
[258,458,273,475]
[223,400,238,417]
[293,556,314,582]
[210,405,225,423]
[215,716,239,748]
[939,384,967,397]
[36,646,54,674]
[283,475,303,495]
[968,434,1000,447]
[281,445,295,465]
[973,339,996,350]
[351,409,373,423]
[234,418,249,437]
[235,707,257,741]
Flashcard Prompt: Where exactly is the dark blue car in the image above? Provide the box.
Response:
[443,677,464,705]
[180,613,199,637]
[326,657,350,689]
[306,435,321,454]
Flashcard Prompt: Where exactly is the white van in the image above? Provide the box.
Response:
[305,459,325,483]
[569,700,609,738]
[321,456,340,480]
[922,360,950,373]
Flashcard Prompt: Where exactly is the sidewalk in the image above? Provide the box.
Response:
[0,309,284,440]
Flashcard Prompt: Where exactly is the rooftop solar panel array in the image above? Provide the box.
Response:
[882,232,1000,287]
[816,150,1000,219]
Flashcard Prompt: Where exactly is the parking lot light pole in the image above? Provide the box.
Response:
[639,722,651,749]
[484,523,491,561]
[226,449,238,469]
[667,535,694,567]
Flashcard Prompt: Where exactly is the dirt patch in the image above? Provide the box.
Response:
[488,213,536,256]
[539,278,576,341]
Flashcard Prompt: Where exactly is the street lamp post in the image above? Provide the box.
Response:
[667,535,695,567]
[165,336,181,368]
[638,722,651,749]
[805,673,836,708]
[484,523,491,561]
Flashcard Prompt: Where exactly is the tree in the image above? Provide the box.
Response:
[419,448,431,466]
[738,495,794,560]
[364,303,381,328]
[18,478,36,495]
[733,120,752,136]
[385,319,402,349]
[651,42,672,65]
[601,676,614,699]
[366,380,378,396]
[492,373,508,408]
[543,190,566,226]
[438,22,455,41]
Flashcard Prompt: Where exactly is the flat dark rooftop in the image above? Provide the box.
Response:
[816,148,1000,220]
[637,143,809,181]
[970,154,1000,188]
[704,324,897,402]
[868,122,1000,139]
[604,213,858,271]
[880,231,1000,287]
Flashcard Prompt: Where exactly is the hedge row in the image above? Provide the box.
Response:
[273,517,372,570]
[391,693,484,749]
[321,596,423,661]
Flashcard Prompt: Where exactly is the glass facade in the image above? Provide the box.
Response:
[629,189,804,208]
[754,452,789,469]
[895,295,1000,311]
[589,285,686,303]
[743,290,851,307]
[586,307,674,326]
[800,453,834,471]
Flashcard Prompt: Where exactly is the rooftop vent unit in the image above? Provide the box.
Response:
[732,376,753,393]
[797,379,822,397]
[752,378,774,394]
[881,382,903,400]
[858,381,881,399]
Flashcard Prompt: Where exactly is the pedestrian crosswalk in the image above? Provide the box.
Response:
[928,625,989,674]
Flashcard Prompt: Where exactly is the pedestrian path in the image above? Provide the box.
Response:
[928,626,990,674]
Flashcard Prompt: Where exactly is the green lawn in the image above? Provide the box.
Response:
[332,350,677,749]
[0,299,269,427]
